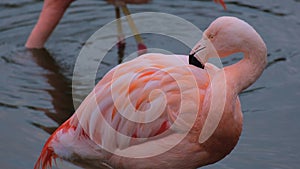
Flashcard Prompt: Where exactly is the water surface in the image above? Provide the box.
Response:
[0,0,299,168]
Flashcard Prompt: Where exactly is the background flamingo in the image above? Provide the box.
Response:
[25,0,226,50]
[34,16,267,169]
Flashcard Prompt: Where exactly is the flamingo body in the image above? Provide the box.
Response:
[34,16,267,169]
[35,54,242,169]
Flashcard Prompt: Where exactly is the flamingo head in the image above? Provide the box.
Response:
[190,16,266,66]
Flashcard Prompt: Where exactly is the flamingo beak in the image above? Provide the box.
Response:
[214,0,227,10]
[189,46,206,69]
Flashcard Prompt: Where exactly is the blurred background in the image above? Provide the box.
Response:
[0,0,299,169]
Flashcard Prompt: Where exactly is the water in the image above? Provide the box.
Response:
[1,0,300,168]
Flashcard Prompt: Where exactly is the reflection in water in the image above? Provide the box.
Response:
[227,1,288,16]
[28,49,74,134]
[266,57,286,68]
[240,86,265,96]
[117,39,126,64]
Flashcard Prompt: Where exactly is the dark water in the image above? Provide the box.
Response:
[1,0,300,169]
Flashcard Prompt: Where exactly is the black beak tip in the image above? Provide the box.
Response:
[189,54,204,69]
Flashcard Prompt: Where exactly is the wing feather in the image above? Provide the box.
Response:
[75,53,209,151]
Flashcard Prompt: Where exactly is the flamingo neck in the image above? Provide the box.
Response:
[224,45,267,95]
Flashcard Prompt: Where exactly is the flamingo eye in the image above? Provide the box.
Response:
[208,34,215,39]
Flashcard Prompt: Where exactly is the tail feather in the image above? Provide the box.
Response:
[34,119,75,169]
[34,135,58,169]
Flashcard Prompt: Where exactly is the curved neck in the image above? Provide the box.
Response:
[224,46,267,95]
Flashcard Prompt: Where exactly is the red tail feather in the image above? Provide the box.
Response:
[34,119,75,169]
[34,136,58,169]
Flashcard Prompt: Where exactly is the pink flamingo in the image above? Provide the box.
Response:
[34,16,267,169]
[25,0,226,49]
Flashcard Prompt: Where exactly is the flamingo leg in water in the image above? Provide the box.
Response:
[214,0,226,9]
[25,0,73,48]
[115,6,126,63]
[121,4,147,55]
